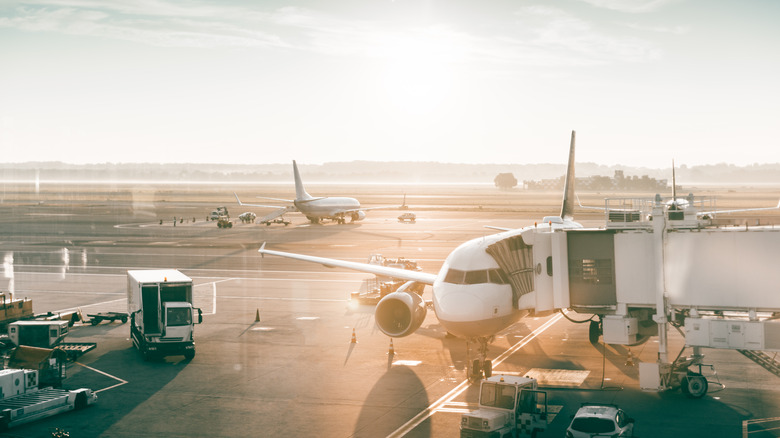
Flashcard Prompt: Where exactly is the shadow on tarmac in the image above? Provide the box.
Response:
[353,365,430,438]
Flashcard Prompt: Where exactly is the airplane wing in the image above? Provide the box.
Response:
[485,226,513,232]
[258,243,438,285]
[700,199,780,217]
[257,208,293,223]
[235,193,298,210]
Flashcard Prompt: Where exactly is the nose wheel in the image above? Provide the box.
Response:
[467,337,494,382]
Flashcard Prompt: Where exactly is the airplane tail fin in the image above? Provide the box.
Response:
[293,160,313,201]
[560,130,576,220]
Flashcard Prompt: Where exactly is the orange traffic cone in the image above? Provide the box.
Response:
[255,309,260,322]
[388,339,395,356]
[351,328,358,344]
[625,349,635,367]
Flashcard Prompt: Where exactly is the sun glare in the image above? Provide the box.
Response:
[378,35,455,116]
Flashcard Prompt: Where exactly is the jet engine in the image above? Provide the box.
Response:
[374,282,426,337]
[350,211,367,222]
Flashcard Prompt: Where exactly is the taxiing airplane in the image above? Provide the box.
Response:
[236,160,383,225]
[259,131,582,381]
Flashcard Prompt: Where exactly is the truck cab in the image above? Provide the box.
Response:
[460,375,547,438]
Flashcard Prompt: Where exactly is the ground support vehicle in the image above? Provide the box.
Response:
[216,215,232,228]
[350,255,424,304]
[565,404,634,438]
[0,369,97,431]
[0,292,33,330]
[460,375,548,438]
[398,212,416,222]
[7,320,96,360]
[262,218,291,226]
[87,311,128,325]
[209,206,228,221]
[127,269,203,360]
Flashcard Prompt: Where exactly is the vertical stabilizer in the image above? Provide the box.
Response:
[292,160,313,201]
[560,130,576,220]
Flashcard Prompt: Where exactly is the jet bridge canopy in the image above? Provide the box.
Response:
[486,235,534,308]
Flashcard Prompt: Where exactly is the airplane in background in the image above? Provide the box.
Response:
[259,131,583,381]
[236,160,391,225]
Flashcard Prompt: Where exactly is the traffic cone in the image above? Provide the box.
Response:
[388,339,395,356]
[351,328,358,344]
[255,309,260,322]
[625,349,635,367]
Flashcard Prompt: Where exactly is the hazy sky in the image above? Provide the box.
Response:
[1,0,779,167]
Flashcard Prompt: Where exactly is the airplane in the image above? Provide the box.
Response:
[235,160,388,225]
[258,131,582,381]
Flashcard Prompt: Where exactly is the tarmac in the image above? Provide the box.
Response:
[0,183,779,437]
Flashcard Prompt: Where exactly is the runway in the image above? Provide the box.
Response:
[0,183,779,437]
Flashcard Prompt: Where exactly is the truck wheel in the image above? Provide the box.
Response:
[91,318,100,326]
[483,360,492,378]
[142,349,153,362]
[121,316,128,323]
[682,372,708,398]
[184,350,195,360]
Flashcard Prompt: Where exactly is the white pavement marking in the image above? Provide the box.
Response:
[386,313,563,438]
[74,361,128,393]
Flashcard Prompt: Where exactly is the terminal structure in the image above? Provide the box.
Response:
[497,194,780,397]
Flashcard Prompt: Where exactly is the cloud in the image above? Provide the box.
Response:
[0,0,662,67]
[577,0,679,13]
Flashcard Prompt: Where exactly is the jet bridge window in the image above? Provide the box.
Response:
[443,268,509,285]
[570,258,613,285]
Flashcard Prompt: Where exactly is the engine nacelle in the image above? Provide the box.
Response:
[350,211,367,222]
[375,284,427,337]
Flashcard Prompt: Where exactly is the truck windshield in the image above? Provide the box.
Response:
[479,383,516,410]
[166,307,192,326]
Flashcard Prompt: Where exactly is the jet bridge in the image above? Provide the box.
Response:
[523,195,780,397]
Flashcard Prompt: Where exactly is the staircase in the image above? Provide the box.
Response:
[738,350,780,378]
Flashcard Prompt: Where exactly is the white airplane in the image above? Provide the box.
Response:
[259,131,582,381]
[236,160,380,225]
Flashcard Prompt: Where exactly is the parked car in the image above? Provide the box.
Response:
[566,404,634,438]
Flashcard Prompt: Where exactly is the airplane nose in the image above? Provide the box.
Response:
[435,289,485,320]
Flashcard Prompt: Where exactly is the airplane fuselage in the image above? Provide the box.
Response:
[294,196,362,222]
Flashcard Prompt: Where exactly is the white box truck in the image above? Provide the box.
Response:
[127,270,202,360]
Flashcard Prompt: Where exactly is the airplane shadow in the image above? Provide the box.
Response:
[352,366,430,438]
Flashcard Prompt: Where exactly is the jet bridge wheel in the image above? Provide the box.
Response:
[681,372,708,398]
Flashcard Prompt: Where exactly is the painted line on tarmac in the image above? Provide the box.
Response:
[74,361,128,393]
[386,313,563,438]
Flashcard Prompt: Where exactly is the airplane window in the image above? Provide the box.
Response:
[465,270,488,284]
[488,269,509,285]
[445,268,510,285]
[546,257,553,276]
[444,268,466,284]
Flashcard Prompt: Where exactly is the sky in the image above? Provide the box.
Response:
[1,0,779,168]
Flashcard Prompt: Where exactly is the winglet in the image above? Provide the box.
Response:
[259,242,266,257]
[235,192,244,206]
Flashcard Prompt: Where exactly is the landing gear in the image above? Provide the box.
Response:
[681,371,708,398]
[467,337,494,382]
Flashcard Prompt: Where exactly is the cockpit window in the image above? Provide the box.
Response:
[465,270,487,284]
[444,268,509,285]
[444,268,465,284]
